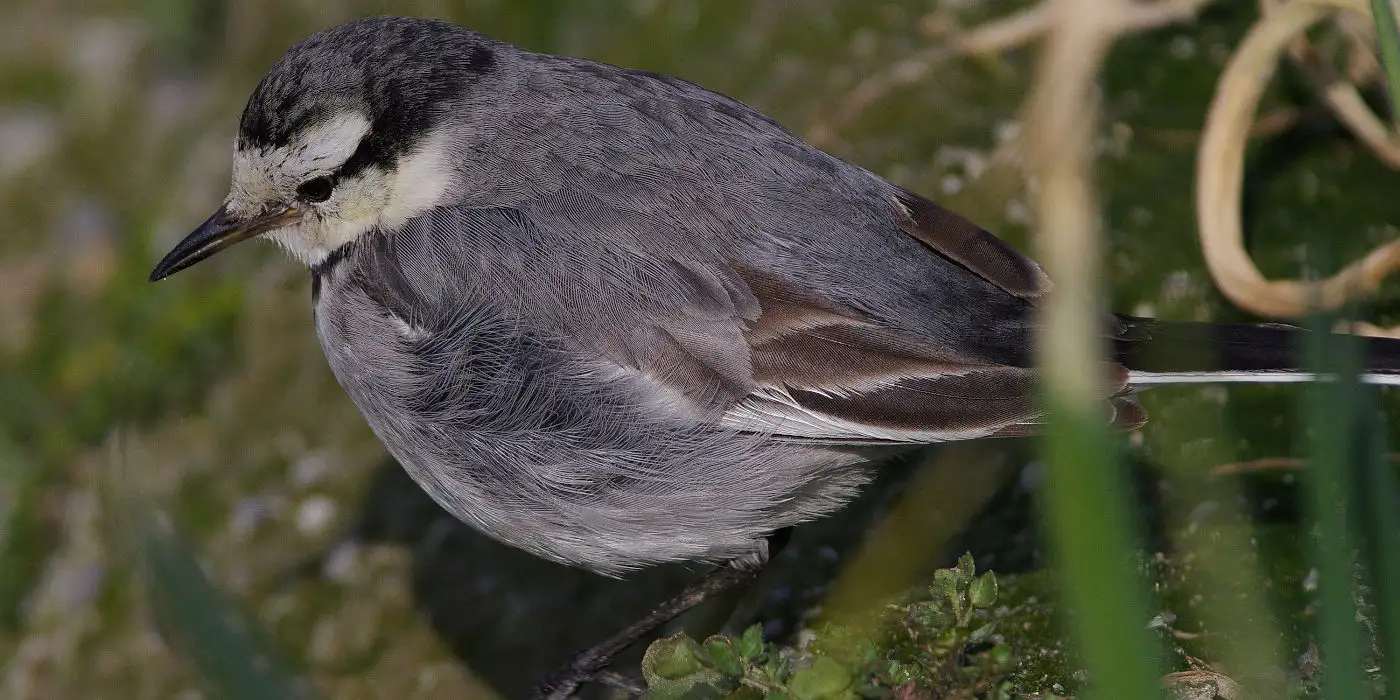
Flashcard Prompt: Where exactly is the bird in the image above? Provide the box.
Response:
[148,15,1400,698]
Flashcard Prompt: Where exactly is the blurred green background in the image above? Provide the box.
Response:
[4,0,1400,698]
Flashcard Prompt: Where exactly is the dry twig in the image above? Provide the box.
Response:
[959,0,1218,55]
[1196,0,1400,320]
[1211,453,1400,475]
[1028,0,1126,401]
[808,0,1217,146]
[1259,0,1400,167]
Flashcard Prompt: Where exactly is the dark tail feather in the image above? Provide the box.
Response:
[1111,316,1400,386]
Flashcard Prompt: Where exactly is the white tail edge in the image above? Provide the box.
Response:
[1128,371,1400,387]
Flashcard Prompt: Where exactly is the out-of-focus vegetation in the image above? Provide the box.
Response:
[4,0,1400,698]
[642,555,1018,700]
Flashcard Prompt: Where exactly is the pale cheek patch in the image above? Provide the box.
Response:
[290,129,455,263]
[335,169,392,222]
[234,118,456,267]
[265,221,321,265]
[262,171,386,266]
[269,215,378,267]
[378,128,456,231]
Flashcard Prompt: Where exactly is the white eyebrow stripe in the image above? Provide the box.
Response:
[228,110,374,217]
[297,112,372,171]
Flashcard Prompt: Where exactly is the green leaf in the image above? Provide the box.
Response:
[737,624,765,662]
[931,568,959,602]
[788,658,852,700]
[885,660,916,686]
[705,636,746,678]
[762,654,790,685]
[1040,397,1161,700]
[955,552,977,588]
[989,643,1014,667]
[645,633,708,681]
[912,601,955,630]
[139,518,312,700]
[1370,0,1400,126]
[970,571,998,609]
[1302,309,1367,699]
[724,686,765,700]
[932,570,968,625]
[643,634,727,700]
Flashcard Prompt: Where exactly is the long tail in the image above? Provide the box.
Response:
[1113,316,1400,387]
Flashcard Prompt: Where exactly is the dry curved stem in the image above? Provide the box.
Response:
[807,0,1218,146]
[1349,319,1400,337]
[1027,0,1170,694]
[1197,0,1400,320]
[1258,0,1400,168]
[959,0,1218,55]
[1211,453,1400,475]
[1030,0,1127,402]
[806,43,950,147]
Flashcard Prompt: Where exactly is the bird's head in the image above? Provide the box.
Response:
[150,16,498,281]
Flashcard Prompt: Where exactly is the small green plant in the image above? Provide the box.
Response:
[641,554,1016,700]
[912,552,999,636]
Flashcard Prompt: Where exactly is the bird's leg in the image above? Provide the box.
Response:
[527,567,754,700]
[528,528,793,700]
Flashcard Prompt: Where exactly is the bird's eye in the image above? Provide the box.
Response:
[297,176,334,203]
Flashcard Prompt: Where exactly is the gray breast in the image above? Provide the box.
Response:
[310,249,872,575]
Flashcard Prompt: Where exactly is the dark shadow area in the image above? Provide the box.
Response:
[315,436,1185,697]
[334,443,1012,694]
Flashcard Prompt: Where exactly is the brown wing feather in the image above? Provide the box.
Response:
[721,267,1047,442]
[605,252,1129,444]
[743,272,996,390]
[605,257,760,410]
[788,369,1040,434]
[890,188,1052,301]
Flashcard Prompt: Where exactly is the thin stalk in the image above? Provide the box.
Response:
[1303,314,1366,700]
[1369,0,1400,124]
[1359,385,1400,699]
[1026,1,1162,698]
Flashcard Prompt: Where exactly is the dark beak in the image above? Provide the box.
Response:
[148,204,301,282]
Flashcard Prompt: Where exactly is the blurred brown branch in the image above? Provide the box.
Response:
[1028,0,1127,402]
[1196,0,1400,325]
[1259,0,1400,167]
[959,0,1217,55]
[1211,453,1400,475]
[808,0,1217,147]
[818,0,1400,334]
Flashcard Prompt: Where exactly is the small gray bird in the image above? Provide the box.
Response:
[150,15,1400,697]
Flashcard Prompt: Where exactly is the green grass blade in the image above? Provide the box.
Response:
[0,438,46,631]
[1303,315,1366,700]
[1359,385,1400,699]
[139,516,315,700]
[1025,0,1165,693]
[1041,400,1162,700]
[1370,0,1400,123]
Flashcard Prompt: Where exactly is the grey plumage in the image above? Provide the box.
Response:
[151,16,1400,577]
[295,17,1054,574]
